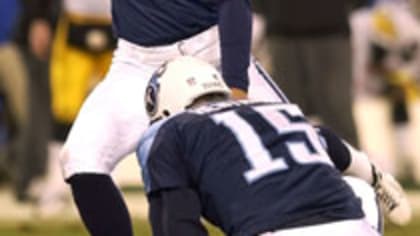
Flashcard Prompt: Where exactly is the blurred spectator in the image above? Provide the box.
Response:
[50,0,113,140]
[9,0,60,201]
[351,1,420,185]
[36,0,114,216]
[410,0,420,18]
[254,0,368,147]
[0,0,30,195]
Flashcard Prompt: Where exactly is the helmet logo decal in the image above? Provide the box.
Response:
[145,63,167,117]
[187,77,197,86]
[145,82,159,117]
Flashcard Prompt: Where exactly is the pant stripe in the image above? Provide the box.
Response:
[252,58,290,103]
[375,197,384,235]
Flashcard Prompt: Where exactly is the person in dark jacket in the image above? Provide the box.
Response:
[12,0,60,201]
[254,0,368,147]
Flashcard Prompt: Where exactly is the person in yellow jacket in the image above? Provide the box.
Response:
[38,0,115,216]
[51,0,115,132]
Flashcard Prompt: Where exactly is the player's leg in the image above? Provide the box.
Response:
[39,39,105,215]
[61,60,153,175]
[343,176,383,234]
[60,62,152,236]
[260,219,380,236]
[262,178,381,235]
[247,57,290,103]
[260,177,382,236]
[180,26,289,103]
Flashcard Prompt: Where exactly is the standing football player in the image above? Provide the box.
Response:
[59,0,287,235]
[137,56,411,235]
[351,1,420,184]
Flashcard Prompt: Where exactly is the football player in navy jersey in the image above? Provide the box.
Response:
[137,56,411,235]
[60,1,287,235]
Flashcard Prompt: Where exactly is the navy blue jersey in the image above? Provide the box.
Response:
[112,0,252,91]
[137,101,364,235]
[112,0,219,46]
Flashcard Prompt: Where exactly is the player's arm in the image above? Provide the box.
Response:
[148,188,208,236]
[316,126,373,182]
[138,122,208,235]
[218,0,252,99]
[317,126,412,225]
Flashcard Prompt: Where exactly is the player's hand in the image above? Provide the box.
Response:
[372,165,412,225]
[230,88,247,100]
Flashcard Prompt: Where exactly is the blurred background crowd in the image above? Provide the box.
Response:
[1,0,420,217]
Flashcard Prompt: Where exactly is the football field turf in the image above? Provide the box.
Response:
[0,216,419,236]
[1,187,419,235]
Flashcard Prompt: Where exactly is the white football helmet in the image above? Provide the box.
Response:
[145,56,231,121]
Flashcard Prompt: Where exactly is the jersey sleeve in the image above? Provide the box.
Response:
[218,0,251,91]
[137,120,191,194]
[316,126,352,172]
[148,188,208,236]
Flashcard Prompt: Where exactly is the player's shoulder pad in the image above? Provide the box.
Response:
[137,118,171,166]
[138,117,183,193]
[137,112,193,164]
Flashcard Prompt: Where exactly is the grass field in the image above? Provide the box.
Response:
[0,188,419,236]
[1,177,419,236]
[0,216,418,236]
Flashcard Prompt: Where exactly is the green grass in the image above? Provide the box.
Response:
[0,217,418,236]
[385,218,420,236]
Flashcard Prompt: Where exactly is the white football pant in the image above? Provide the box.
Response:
[60,26,288,179]
[261,177,382,236]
